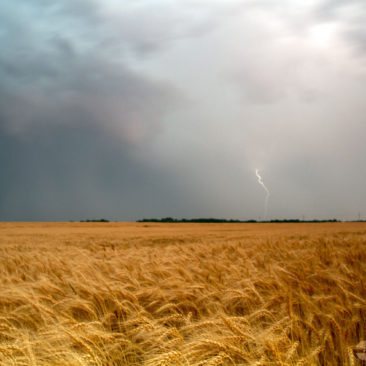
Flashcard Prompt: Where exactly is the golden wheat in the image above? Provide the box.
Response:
[0,222,365,365]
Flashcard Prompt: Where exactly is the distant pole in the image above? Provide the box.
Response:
[358,212,361,221]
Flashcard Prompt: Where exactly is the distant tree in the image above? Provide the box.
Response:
[80,219,110,223]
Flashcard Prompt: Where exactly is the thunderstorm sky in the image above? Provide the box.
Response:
[1,0,366,221]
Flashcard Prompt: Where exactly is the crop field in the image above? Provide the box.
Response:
[0,222,365,365]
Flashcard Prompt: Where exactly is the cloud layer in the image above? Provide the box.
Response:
[1,0,366,220]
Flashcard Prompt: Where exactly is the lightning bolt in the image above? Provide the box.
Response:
[255,169,270,219]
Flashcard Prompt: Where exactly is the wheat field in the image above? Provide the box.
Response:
[0,222,365,365]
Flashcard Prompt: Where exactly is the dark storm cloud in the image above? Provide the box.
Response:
[0,124,189,221]
[1,0,366,221]
[0,0,181,142]
[0,0,187,220]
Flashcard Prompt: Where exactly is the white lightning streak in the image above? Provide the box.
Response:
[255,169,270,219]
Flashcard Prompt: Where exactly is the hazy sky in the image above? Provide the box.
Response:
[1,0,365,221]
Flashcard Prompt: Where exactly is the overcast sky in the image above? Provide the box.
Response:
[1,0,365,221]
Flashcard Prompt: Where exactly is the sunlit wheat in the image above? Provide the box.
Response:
[0,222,365,365]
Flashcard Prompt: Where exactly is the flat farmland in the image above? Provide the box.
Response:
[0,222,365,365]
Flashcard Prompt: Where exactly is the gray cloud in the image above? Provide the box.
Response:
[0,1,182,143]
[0,0,188,220]
[0,124,189,221]
[1,0,246,140]
[1,0,366,221]
[315,0,366,55]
